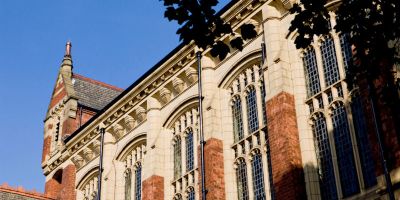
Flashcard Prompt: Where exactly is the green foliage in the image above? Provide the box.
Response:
[161,0,257,60]
[289,0,400,90]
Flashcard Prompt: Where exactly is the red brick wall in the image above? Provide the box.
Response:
[49,82,67,109]
[198,138,225,200]
[266,91,306,200]
[61,164,76,200]
[142,175,164,200]
[44,165,76,200]
[62,118,78,138]
[42,136,51,163]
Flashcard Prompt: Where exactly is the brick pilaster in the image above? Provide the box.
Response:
[61,164,76,200]
[198,138,225,200]
[266,91,307,200]
[142,175,164,200]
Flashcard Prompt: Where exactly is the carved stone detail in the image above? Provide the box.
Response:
[159,87,172,103]
[172,77,185,93]
[111,124,124,139]
[136,106,146,122]
[185,67,198,83]
[71,154,84,168]
[124,115,135,130]
[82,148,94,161]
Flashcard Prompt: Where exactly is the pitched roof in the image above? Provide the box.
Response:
[72,74,123,111]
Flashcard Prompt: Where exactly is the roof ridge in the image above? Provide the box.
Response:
[0,183,54,200]
[72,73,124,92]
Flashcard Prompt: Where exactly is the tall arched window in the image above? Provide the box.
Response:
[236,159,249,200]
[187,187,195,200]
[331,104,360,197]
[246,86,259,133]
[125,169,132,200]
[118,137,146,200]
[174,136,182,179]
[186,129,194,171]
[351,95,377,188]
[303,48,321,97]
[229,64,270,199]
[312,115,337,200]
[134,164,142,200]
[252,153,266,200]
[340,33,352,72]
[170,107,198,199]
[320,36,340,86]
[232,95,244,141]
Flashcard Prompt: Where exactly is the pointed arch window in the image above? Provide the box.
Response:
[252,153,266,200]
[331,105,360,197]
[134,164,142,200]
[124,169,132,200]
[232,96,244,141]
[186,129,194,171]
[236,159,249,200]
[351,96,377,188]
[312,115,338,200]
[174,137,182,179]
[187,187,195,200]
[303,48,321,97]
[246,87,259,133]
[321,36,340,86]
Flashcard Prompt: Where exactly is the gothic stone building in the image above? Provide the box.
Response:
[41,0,400,199]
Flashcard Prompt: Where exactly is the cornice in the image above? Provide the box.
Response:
[45,0,268,173]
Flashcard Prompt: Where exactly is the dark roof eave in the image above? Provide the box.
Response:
[63,0,238,144]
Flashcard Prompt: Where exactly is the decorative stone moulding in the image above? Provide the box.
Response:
[72,154,84,168]
[185,67,198,83]
[82,148,94,161]
[172,77,185,93]
[124,115,135,130]
[159,87,172,103]
[90,140,101,155]
[136,106,146,122]
[111,124,124,139]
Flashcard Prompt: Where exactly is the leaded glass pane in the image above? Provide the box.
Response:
[321,36,340,86]
[303,49,321,96]
[340,34,352,73]
[236,160,249,200]
[232,96,244,141]
[135,165,142,200]
[186,130,194,171]
[246,87,259,133]
[332,105,360,197]
[187,188,195,200]
[351,96,377,188]
[252,154,266,200]
[260,82,267,126]
[174,137,182,179]
[125,170,131,200]
[313,116,338,200]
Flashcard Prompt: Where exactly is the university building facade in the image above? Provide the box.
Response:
[41,0,400,199]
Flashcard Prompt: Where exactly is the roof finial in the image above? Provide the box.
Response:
[65,41,72,57]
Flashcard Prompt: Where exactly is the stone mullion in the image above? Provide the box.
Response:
[260,131,272,200]
[332,33,346,81]
[314,43,327,90]
[246,140,255,199]
[326,113,343,198]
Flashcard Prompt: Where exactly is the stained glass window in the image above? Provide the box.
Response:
[232,96,244,141]
[186,130,194,171]
[303,48,321,96]
[135,165,142,200]
[252,153,266,200]
[174,137,182,179]
[321,36,340,86]
[246,87,259,133]
[236,159,249,200]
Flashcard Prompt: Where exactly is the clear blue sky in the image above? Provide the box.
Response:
[0,0,228,192]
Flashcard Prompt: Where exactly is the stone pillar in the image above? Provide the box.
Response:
[262,4,307,200]
[100,131,116,200]
[197,55,226,200]
[142,97,165,200]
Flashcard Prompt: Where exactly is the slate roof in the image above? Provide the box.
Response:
[72,74,123,111]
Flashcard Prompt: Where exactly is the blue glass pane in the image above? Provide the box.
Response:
[236,160,249,200]
[303,49,321,96]
[246,88,259,133]
[187,189,195,200]
[232,96,244,141]
[332,105,360,197]
[313,116,338,199]
[135,165,142,200]
[252,154,266,200]
[340,34,352,73]
[321,37,340,86]
[351,96,377,188]
[186,131,194,171]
